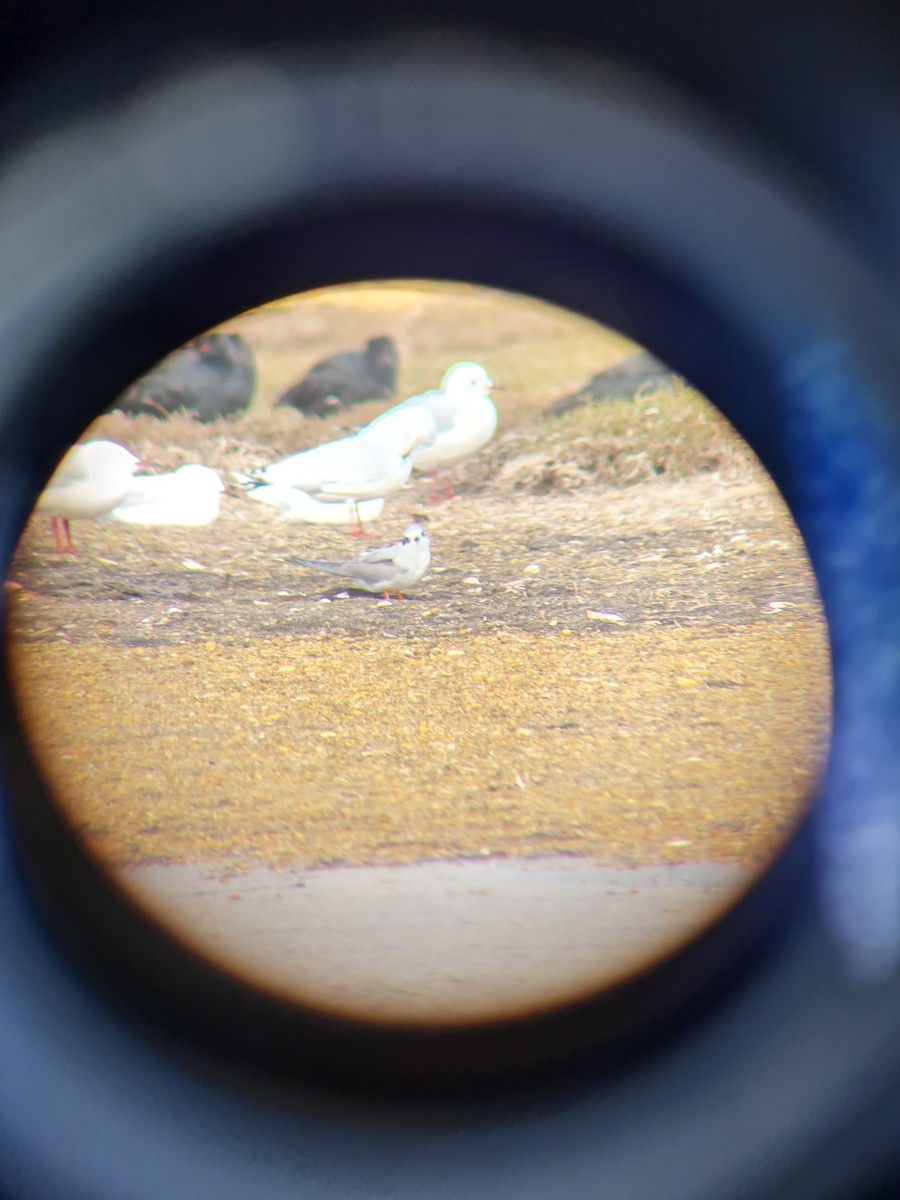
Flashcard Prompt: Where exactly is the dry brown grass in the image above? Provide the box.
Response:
[84,281,755,493]
[469,383,756,495]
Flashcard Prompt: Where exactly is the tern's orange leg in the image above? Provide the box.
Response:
[62,518,77,556]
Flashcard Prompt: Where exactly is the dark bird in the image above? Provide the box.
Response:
[112,333,256,422]
[546,350,681,417]
[276,335,399,417]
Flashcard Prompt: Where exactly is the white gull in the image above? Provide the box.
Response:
[35,439,141,553]
[110,464,224,526]
[361,361,496,502]
[244,406,435,534]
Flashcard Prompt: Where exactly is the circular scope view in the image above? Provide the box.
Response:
[5,281,831,1025]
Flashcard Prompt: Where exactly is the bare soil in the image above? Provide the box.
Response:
[6,473,830,876]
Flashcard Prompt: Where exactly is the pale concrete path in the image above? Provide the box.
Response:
[118,857,751,1024]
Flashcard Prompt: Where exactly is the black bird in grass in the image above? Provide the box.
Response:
[546,350,681,417]
[276,335,399,417]
[112,333,256,422]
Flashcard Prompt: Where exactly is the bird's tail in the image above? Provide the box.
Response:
[231,471,281,503]
[293,558,353,578]
[231,469,269,488]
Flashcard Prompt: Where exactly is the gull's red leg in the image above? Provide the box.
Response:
[63,518,77,556]
[50,517,65,553]
[348,501,366,537]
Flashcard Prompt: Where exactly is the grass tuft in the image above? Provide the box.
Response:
[85,285,761,496]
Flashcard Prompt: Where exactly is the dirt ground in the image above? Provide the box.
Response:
[3,283,832,883]
[6,472,830,876]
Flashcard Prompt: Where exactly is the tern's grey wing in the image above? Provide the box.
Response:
[295,552,400,591]
[344,553,402,589]
[357,541,404,564]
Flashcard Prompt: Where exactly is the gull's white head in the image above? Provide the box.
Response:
[441,362,494,398]
[79,440,142,475]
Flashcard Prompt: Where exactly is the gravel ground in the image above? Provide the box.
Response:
[6,470,830,875]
